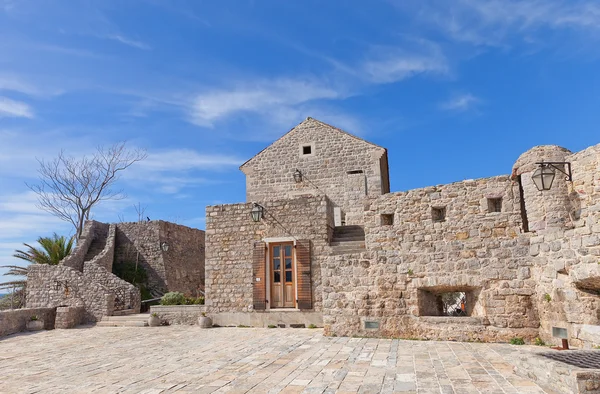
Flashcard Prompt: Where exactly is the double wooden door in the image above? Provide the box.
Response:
[270,243,295,308]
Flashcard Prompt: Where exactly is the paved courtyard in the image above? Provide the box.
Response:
[0,326,549,394]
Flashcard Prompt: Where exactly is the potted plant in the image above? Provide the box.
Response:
[26,315,44,331]
[148,312,161,327]
[198,312,212,328]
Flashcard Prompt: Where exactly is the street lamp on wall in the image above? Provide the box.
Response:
[160,242,169,252]
[532,162,572,191]
[293,169,303,183]
[250,203,264,222]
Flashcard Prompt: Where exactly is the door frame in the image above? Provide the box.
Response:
[263,237,298,310]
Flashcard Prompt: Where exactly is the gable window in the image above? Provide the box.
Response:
[299,143,315,157]
[302,145,312,155]
[487,197,502,213]
[432,206,446,222]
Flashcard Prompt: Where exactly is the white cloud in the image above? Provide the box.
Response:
[401,0,600,47]
[105,34,152,50]
[0,97,34,118]
[139,149,244,171]
[361,44,448,84]
[191,78,341,126]
[440,93,481,111]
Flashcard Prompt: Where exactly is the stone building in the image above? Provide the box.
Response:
[27,220,205,322]
[205,117,600,348]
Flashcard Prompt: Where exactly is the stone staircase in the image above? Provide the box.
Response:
[84,223,109,262]
[96,311,150,327]
[330,225,366,255]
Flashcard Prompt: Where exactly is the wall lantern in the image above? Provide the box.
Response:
[250,203,264,222]
[160,242,169,252]
[532,161,572,191]
[293,169,303,183]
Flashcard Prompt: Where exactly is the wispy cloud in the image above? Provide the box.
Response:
[361,43,448,84]
[104,34,152,50]
[399,0,600,47]
[139,149,244,171]
[440,93,481,112]
[0,97,34,118]
[191,78,342,127]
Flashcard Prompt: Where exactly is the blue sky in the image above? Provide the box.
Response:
[1,0,600,283]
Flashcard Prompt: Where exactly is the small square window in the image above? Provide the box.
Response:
[432,207,446,222]
[488,198,502,213]
[302,145,312,155]
[381,214,394,226]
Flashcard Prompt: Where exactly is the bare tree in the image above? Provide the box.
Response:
[28,142,147,239]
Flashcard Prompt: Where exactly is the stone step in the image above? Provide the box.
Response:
[112,308,138,316]
[102,314,150,322]
[330,248,367,256]
[96,320,148,327]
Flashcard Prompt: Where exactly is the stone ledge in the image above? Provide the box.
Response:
[418,316,486,326]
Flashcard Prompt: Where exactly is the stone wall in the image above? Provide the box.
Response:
[114,221,205,296]
[27,264,115,322]
[322,175,539,342]
[60,220,99,271]
[83,262,140,312]
[160,221,205,296]
[55,306,84,329]
[205,195,331,313]
[150,305,207,325]
[514,144,600,348]
[240,118,389,225]
[88,224,116,272]
[0,307,56,337]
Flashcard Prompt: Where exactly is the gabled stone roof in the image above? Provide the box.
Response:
[239,117,386,170]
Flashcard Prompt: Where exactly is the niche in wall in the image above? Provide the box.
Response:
[418,286,481,317]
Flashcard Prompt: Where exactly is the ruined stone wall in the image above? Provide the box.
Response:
[241,118,388,225]
[26,264,115,322]
[89,224,116,272]
[60,220,99,271]
[322,176,540,342]
[205,195,331,313]
[113,221,205,296]
[83,262,140,312]
[516,144,600,348]
[114,221,166,293]
[159,221,205,296]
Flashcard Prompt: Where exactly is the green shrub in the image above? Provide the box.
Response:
[407,269,414,275]
[308,324,317,329]
[510,337,525,345]
[534,337,546,346]
[160,292,186,305]
[184,296,205,305]
[267,324,277,328]
[544,293,552,302]
[113,262,148,286]
[237,324,250,328]
[30,315,38,321]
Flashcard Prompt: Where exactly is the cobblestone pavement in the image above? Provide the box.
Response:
[0,326,549,394]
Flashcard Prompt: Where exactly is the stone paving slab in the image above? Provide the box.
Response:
[0,326,549,393]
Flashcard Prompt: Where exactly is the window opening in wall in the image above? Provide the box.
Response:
[488,197,502,213]
[347,169,364,174]
[419,288,477,317]
[381,214,394,226]
[432,207,446,222]
[517,175,530,232]
[302,145,312,155]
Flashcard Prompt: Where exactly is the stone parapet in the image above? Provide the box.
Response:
[150,305,207,325]
[0,307,56,337]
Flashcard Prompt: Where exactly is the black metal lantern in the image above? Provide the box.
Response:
[531,162,572,191]
[250,203,264,222]
[293,169,303,183]
[532,164,556,191]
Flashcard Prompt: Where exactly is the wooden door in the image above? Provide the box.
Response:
[270,243,295,308]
